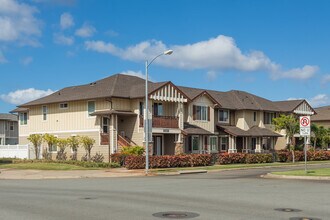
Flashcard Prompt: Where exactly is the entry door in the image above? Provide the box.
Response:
[153,136,163,155]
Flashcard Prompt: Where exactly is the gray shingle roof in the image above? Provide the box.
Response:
[217,124,282,137]
[312,105,330,121]
[0,114,18,121]
[274,100,304,112]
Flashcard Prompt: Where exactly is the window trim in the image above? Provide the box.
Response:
[218,109,230,123]
[219,136,229,152]
[253,112,257,122]
[19,112,28,126]
[193,105,209,122]
[42,105,48,121]
[59,103,68,109]
[87,100,96,117]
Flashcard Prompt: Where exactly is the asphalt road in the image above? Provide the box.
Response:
[0,166,329,220]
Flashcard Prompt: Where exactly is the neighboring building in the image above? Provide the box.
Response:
[12,74,315,161]
[0,114,19,145]
[312,105,330,129]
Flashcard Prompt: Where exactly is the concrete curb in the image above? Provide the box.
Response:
[262,173,330,181]
[179,170,207,175]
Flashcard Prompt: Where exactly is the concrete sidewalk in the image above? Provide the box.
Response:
[0,168,146,180]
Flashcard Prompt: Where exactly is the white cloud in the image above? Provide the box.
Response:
[322,74,330,84]
[84,35,317,80]
[271,65,319,80]
[105,29,118,37]
[75,23,96,38]
[0,88,54,105]
[32,0,76,6]
[20,56,33,65]
[60,12,74,30]
[0,50,7,63]
[120,70,147,80]
[53,33,74,45]
[308,94,329,107]
[0,0,42,46]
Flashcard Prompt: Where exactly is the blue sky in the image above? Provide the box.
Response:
[0,0,329,113]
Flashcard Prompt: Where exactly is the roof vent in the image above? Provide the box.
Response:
[58,92,61,95]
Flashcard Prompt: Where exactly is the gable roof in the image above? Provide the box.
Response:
[274,100,304,112]
[312,105,330,121]
[0,113,18,121]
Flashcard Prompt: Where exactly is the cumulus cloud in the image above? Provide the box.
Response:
[20,56,33,65]
[322,74,330,84]
[0,50,7,63]
[271,65,319,80]
[53,33,74,45]
[75,23,96,38]
[0,88,54,105]
[84,35,318,80]
[308,94,329,107]
[60,12,74,30]
[32,0,76,6]
[0,0,42,46]
[120,70,147,80]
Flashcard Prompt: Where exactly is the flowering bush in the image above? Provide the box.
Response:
[276,150,330,162]
[218,153,246,164]
[245,154,273,164]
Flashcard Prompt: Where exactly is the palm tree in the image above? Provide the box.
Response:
[67,136,80,160]
[27,134,43,159]
[80,136,95,161]
[43,134,58,160]
[311,124,328,149]
[273,114,299,163]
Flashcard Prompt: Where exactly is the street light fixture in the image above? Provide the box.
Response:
[145,50,173,175]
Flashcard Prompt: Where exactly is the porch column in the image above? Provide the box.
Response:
[255,137,262,153]
[228,135,237,153]
[175,133,184,155]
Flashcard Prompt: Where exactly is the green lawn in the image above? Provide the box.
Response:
[272,168,330,176]
[0,162,95,170]
[153,161,330,173]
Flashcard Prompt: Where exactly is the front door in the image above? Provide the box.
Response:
[153,135,163,155]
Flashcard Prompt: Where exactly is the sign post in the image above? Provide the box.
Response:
[300,116,310,174]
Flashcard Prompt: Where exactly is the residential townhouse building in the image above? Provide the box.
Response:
[12,74,315,161]
[311,105,330,129]
[0,114,19,145]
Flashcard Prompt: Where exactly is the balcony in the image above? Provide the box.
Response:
[139,115,179,129]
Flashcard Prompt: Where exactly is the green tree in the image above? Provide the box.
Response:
[67,136,80,160]
[43,134,58,160]
[80,136,95,161]
[27,134,43,159]
[311,124,328,149]
[273,114,299,163]
[56,138,68,160]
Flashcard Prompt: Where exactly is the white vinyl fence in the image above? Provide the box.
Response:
[0,145,31,159]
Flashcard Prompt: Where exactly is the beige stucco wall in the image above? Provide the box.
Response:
[187,95,215,133]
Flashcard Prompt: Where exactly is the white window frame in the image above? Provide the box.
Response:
[195,105,208,121]
[209,136,218,152]
[218,109,229,123]
[19,112,28,125]
[59,103,68,109]
[87,100,96,117]
[102,117,109,133]
[42,105,48,121]
[220,136,229,152]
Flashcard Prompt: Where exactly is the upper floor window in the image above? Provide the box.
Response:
[264,112,275,124]
[59,103,68,109]
[218,109,229,123]
[87,101,95,116]
[153,103,163,116]
[9,121,14,131]
[139,102,144,116]
[253,112,257,122]
[42,106,47,121]
[193,105,209,121]
[19,112,28,125]
[102,117,109,133]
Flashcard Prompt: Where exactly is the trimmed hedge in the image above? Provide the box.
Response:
[276,150,330,162]
[12,159,120,168]
[125,154,213,169]
[245,154,273,164]
[217,153,274,164]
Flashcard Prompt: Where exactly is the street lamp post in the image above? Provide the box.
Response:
[145,50,173,175]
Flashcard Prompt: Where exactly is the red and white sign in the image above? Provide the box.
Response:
[300,116,310,136]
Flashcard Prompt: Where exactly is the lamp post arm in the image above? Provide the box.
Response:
[147,53,164,68]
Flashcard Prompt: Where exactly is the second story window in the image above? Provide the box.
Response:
[193,105,209,121]
[264,112,275,124]
[153,103,163,116]
[218,109,229,123]
[19,112,28,125]
[59,103,68,109]
[42,106,47,121]
[9,121,14,131]
[88,101,95,116]
[253,112,257,122]
[139,102,144,116]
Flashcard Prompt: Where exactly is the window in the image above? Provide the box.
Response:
[193,105,209,121]
[153,103,163,116]
[59,103,68,109]
[253,112,257,122]
[87,101,95,116]
[192,136,200,151]
[219,109,229,123]
[19,112,28,125]
[210,136,218,152]
[139,102,144,116]
[9,122,14,131]
[220,137,228,151]
[264,112,275,124]
[102,117,109,133]
[42,106,47,121]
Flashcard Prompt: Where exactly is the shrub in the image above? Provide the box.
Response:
[125,154,212,169]
[245,154,273,164]
[121,146,144,156]
[218,153,246,164]
[91,152,104,163]
[275,150,330,162]
[110,153,126,166]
